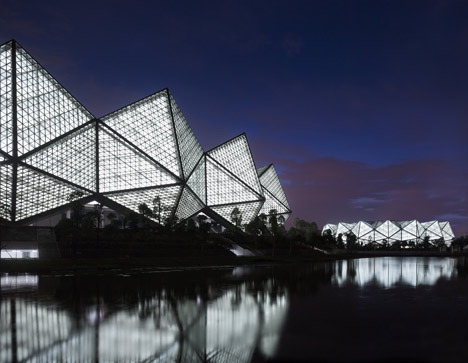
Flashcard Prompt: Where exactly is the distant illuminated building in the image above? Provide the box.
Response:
[322,220,455,246]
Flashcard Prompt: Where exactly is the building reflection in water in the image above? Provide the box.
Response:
[0,271,288,362]
[332,257,457,288]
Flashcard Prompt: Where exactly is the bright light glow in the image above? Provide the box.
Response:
[323,220,455,245]
[0,279,289,362]
[0,41,291,228]
[1,249,39,259]
[0,274,38,289]
[257,164,291,221]
[332,257,456,288]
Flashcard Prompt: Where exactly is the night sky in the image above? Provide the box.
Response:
[1,0,467,234]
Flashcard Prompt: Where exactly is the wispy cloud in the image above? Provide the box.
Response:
[278,156,468,236]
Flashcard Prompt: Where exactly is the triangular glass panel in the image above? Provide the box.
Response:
[15,44,93,155]
[401,221,417,240]
[15,165,90,221]
[101,90,182,178]
[373,230,387,242]
[0,163,13,220]
[0,42,13,155]
[208,135,263,197]
[399,220,412,229]
[389,230,402,242]
[440,222,455,241]
[169,92,203,179]
[257,165,270,177]
[415,221,425,238]
[105,185,182,224]
[174,186,204,222]
[423,221,442,239]
[376,220,391,238]
[186,156,206,204]
[388,221,400,238]
[351,222,361,236]
[258,187,288,217]
[323,224,337,235]
[206,157,261,206]
[336,222,354,236]
[357,221,373,239]
[259,165,290,210]
[211,200,263,225]
[99,126,179,193]
[372,221,383,229]
[24,124,96,191]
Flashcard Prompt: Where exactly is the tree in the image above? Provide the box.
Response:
[451,235,468,251]
[124,212,140,230]
[152,196,162,225]
[422,235,431,250]
[245,216,262,236]
[336,233,344,249]
[258,213,269,235]
[268,209,279,237]
[345,232,358,250]
[67,191,85,228]
[138,203,153,227]
[434,238,446,249]
[186,218,197,233]
[291,217,318,243]
[94,203,104,228]
[319,229,336,248]
[230,207,242,227]
[197,215,211,236]
[164,215,180,231]
[277,215,286,225]
[106,212,123,228]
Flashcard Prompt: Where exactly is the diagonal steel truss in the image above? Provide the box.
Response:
[322,220,455,245]
[0,39,291,228]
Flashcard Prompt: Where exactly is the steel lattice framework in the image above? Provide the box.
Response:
[0,40,291,227]
[322,220,455,245]
[257,164,291,220]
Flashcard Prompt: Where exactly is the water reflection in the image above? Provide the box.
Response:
[1,257,468,362]
[332,257,457,288]
[0,269,290,363]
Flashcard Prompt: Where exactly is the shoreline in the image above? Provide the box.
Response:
[0,252,465,275]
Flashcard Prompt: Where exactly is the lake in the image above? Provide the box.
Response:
[1,256,468,362]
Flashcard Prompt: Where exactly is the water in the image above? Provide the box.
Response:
[1,257,468,362]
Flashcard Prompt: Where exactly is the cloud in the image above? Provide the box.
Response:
[349,197,387,208]
[279,156,468,236]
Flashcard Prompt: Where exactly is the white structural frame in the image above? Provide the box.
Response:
[322,220,455,246]
[0,39,291,229]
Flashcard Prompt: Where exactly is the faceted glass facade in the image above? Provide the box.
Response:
[322,220,455,245]
[0,40,291,227]
[257,164,291,220]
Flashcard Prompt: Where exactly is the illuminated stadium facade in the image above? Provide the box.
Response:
[0,40,291,228]
[322,220,455,246]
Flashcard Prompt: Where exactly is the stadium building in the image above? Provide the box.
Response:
[0,40,291,231]
[322,220,455,246]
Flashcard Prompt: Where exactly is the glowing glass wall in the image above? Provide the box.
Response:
[322,220,455,246]
[0,40,291,228]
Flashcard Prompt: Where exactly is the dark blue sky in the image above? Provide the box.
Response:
[1,0,467,234]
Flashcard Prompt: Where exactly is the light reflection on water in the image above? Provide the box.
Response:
[1,257,468,362]
[0,269,289,363]
[332,257,457,288]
